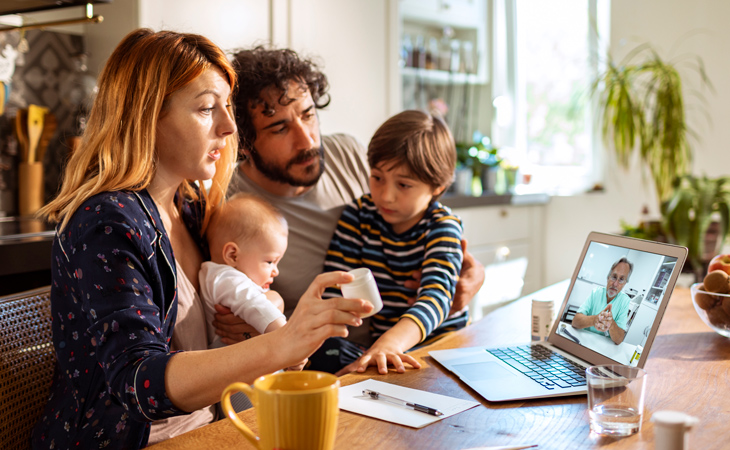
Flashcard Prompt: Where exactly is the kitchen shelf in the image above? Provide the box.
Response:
[401,67,483,85]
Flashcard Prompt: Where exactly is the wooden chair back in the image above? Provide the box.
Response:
[0,286,54,450]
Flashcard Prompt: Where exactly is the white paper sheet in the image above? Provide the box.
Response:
[338,379,480,428]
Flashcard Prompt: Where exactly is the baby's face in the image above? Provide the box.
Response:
[233,228,288,289]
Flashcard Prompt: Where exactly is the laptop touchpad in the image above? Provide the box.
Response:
[453,362,516,381]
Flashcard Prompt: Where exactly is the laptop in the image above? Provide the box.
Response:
[429,231,687,402]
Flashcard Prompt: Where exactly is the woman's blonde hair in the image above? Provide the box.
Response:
[40,28,238,232]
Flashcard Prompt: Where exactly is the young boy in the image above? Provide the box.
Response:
[313,109,467,375]
[200,193,288,348]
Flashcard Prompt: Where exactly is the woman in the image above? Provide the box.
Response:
[31,29,370,450]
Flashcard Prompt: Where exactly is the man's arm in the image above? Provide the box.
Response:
[405,239,485,315]
[607,320,626,344]
[452,239,485,313]
[571,312,598,330]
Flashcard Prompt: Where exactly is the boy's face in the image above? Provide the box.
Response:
[369,162,444,234]
[233,226,288,289]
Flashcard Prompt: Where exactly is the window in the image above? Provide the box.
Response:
[492,0,610,195]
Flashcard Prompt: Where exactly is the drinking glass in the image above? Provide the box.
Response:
[586,364,647,436]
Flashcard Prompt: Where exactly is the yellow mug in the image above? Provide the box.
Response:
[221,371,340,450]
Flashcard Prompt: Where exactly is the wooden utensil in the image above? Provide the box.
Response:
[27,104,48,163]
[15,109,29,162]
[37,112,57,163]
[0,81,5,116]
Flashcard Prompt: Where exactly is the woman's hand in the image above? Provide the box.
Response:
[335,318,422,376]
[275,271,373,368]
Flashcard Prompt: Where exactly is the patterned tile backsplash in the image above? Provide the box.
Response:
[0,29,87,217]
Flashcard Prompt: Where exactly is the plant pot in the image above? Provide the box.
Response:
[450,167,473,196]
[480,166,499,194]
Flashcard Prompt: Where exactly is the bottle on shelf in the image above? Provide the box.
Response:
[449,39,461,73]
[438,26,454,71]
[401,34,413,68]
[413,35,426,69]
[426,37,439,70]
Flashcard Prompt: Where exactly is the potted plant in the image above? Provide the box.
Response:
[454,139,502,195]
[592,43,713,206]
[661,175,730,281]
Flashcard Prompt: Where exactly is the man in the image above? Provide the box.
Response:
[215,46,484,350]
[572,257,633,344]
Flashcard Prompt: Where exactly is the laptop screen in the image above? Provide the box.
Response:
[553,240,680,366]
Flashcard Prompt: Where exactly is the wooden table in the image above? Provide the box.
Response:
[148,285,730,449]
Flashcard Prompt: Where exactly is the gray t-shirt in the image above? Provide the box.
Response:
[228,133,370,316]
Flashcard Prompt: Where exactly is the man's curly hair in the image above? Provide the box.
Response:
[231,46,330,154]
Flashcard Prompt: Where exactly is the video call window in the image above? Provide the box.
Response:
[556,242,678,366]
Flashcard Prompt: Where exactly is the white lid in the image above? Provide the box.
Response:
[651,410,699,429]
[532,299,554,306]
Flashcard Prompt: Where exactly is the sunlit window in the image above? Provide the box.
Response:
[492,0,609,195]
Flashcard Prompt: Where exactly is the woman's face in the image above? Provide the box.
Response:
[155,67,236,185]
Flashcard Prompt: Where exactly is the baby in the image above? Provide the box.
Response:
[200,193,288,348]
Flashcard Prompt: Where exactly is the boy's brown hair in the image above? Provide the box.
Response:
[367,110,455,197]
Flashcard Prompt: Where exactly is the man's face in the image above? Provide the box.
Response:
[606,262,630,300]
[246,81,324,187]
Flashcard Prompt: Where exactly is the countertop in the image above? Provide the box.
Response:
[0,216,54,296]
[0,216,55,243]
[440,192,550,209]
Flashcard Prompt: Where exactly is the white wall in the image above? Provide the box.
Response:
[288,0,390,144]
[83,0,390,146]
[543,0,730,285]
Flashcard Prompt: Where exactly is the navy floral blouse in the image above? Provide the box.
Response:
[32,189,205,449]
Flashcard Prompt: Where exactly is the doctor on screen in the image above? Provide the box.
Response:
[571,257,632,344]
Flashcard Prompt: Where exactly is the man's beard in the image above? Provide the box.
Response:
[248,146,325,187]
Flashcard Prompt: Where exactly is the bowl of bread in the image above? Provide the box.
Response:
[691,269,730,338]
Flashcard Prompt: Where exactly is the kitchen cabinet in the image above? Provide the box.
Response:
[394,0,490,142]
[451,202,545,320]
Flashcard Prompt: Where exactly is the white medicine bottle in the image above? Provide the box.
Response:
[531,299,555,341]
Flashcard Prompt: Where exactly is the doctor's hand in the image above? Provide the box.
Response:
[594,304,613,332]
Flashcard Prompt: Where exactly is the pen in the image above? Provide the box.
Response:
[362,389,443,416]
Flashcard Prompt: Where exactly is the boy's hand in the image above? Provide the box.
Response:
[335,339,421,376]
[335,319,422,376]
[212,304,260,344]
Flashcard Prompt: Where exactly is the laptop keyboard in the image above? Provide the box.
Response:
[487,344,588,390]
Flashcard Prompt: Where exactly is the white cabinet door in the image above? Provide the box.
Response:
[452,204,545,320]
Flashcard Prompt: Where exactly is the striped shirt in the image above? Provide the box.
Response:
[323,194,468,344]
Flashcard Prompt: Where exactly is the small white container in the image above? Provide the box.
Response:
[341,268,383,318]
[531,299,554,341]
[651,410,699,450]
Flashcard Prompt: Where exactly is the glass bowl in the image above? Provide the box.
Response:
[690,283,730,338]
